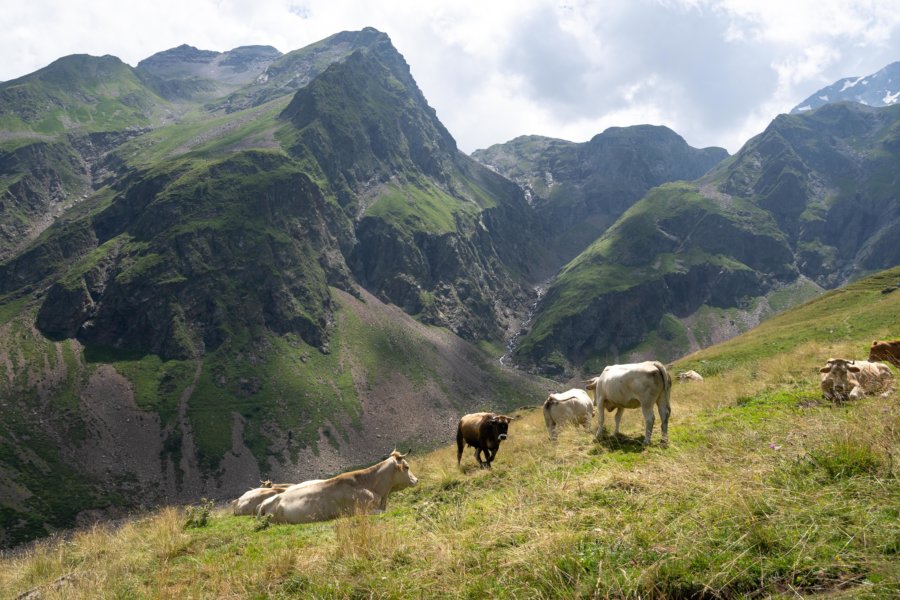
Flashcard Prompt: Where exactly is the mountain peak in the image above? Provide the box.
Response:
[791,60,900,114]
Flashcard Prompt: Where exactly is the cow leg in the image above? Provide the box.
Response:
[595,398,606,439]
[657,397,670,446]
[641,404,655,446]
[483,448,495,469]
[474,448,484,467]
[613,407,625,436]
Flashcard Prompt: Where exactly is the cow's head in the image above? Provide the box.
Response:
[820,358,860,396]
[389,450,418,489]
[489,415,514,441]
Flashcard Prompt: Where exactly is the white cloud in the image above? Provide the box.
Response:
[2,1,900,154]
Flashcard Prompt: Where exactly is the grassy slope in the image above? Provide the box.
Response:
[518,182,786,360]
[2,269,898,598]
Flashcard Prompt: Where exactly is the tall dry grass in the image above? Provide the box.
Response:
[2,337,898,599]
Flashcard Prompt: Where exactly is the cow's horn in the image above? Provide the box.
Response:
[399,448,412,458]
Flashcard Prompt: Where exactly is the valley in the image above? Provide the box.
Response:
[0,25,898,557]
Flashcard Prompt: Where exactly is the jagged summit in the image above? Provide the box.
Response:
[136,43,282,86]
[791,60,900,114]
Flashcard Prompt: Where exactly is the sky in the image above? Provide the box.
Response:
[2,0,900,154]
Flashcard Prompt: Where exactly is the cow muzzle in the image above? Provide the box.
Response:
[498,434,508,441]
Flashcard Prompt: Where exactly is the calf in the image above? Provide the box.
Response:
[456,412,514,469]
[543,389,593,440]
[869,340,900,368]
[820,358,894,402]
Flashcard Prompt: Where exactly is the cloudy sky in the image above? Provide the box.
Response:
[3,0,900,154]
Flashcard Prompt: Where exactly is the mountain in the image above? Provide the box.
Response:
[515,102,900,373]
[473,126,727,271]
[135,44,282,101]
[3,266,898,598]
[0,54,174,260]
[0,29,547,548]
[791,61,900,114]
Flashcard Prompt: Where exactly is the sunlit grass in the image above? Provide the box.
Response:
[3,329,897,598]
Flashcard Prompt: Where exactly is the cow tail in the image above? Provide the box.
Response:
[543,397,556,429]
[456,423,464,464]
[655,361,672,417]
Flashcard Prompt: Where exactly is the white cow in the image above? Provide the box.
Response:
[543,389,594,440]
[677,370,703,382]
[584,361,672,446]
[258,451,417,524]
[820,358,894,402]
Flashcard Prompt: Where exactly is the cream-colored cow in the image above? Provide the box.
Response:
[819,358,893,402]
[543,389,593,440]
[258,451,417,524]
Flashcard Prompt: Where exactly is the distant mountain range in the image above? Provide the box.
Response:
[791,61,900,114]
[1,31,898,548]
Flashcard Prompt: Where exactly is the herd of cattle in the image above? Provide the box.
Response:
[230,340,899,525]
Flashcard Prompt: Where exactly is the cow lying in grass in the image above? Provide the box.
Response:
[869,340,900,368]
[257,451,417,524]
[819,358,894,402]
[232,484,293,516]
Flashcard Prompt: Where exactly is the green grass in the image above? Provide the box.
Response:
[679,265,900,374]
[363,178,478,236]
[2,266,899,597]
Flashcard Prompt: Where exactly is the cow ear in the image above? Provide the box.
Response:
[819,367,831,373]
[849,366,860,372]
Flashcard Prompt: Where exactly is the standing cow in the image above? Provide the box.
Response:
[585,361,672,446]
[819,358,894,402]
[456,412,514,469]
[543,389,593,440]
[869,340,900,368]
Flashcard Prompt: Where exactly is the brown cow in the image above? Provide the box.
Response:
[456,412,514,469]
[869,340,900,368]
[819,358,894,403]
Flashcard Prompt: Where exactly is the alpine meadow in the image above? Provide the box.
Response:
[0,21,899,600]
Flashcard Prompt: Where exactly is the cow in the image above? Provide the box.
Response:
[584,361,672,446]
[677,370,703,382]
[456,412,514,469]
[869,340,900,368]
[819,358,894,402]
[232,484,292,516]
[257,451,417,524]
[543,389,593,440]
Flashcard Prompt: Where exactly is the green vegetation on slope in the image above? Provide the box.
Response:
[0,54,172,134]
[2,267,897,596]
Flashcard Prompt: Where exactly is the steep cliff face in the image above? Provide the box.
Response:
[33,151,352,359]
[516,103,900,373]
[473,126,728,270]
[0,29,547,548]
[279,33,540,340]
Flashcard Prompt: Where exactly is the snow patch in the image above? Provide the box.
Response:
[840,76,865,91]
[883,90,900,105]
[818,95,829,101]
[796,105,812,112]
